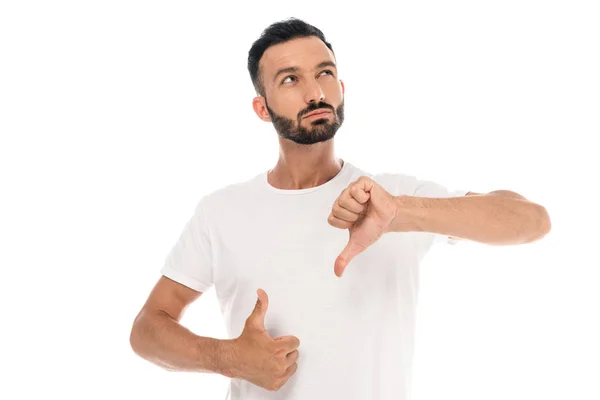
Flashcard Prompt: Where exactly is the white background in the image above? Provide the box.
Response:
[1,1,598,399]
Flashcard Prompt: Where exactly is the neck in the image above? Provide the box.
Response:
[267,140,344,190]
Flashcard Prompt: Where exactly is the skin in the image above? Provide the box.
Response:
[130,37,343,391]
[130,34,551,392]
[328,180,552,277]
[252,36,346,190]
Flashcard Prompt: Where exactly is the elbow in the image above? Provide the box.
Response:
[129,324,139,355]
[129,312,177,372]
[129,314,144,356]
[524,204,551,243]
[537,204,552,238]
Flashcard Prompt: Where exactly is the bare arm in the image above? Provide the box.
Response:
[129,276,237,377]
[391,190,550,245]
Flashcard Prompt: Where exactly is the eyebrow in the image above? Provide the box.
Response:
[273,61,337,84]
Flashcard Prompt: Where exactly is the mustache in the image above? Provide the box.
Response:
[299,102,335,119]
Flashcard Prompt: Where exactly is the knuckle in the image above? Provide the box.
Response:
[277,359,287,371]
[271,357,284,370]
[270,378,284,391]
[333,200,343,212]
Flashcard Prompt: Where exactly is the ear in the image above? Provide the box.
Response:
[252,96,271,122]
[340,79,345,95]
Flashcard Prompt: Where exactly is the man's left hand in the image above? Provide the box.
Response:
[327,176,398,278]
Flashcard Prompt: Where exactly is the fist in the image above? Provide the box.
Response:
[328,176,398,277]
[232,289,300,391]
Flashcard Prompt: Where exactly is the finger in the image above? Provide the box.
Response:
[334,255,348,278]
[286,349,299,364]
[348,179,372,204]
[328,213,353,229]
[335,240,367,278]
[337,194,366,214]
[274,335,301,350]
[282,362,298,379]
[248,289,268,331]
[332,201,361,222]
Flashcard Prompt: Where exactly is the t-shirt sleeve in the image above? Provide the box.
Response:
[412,179,469,246]
[160,196,214,293]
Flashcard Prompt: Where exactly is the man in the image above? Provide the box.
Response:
[129,18,551,400]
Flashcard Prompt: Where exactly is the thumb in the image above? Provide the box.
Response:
[334,238,364,278]
[248,288,269,331]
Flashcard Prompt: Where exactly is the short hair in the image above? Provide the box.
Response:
[247,18,335,97]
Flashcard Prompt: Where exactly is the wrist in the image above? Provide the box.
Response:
[196,337,239,378]
[391,195,425,232]
[214,338,240,379]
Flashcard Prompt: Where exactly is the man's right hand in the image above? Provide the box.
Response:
[230,288,300,392]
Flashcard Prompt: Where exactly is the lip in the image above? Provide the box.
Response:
[304,110,332,118]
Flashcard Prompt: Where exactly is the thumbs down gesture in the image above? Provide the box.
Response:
[327,176,399,278]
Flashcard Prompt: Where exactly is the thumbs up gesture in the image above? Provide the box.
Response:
[231,289,300,392]
[327,176,398,278]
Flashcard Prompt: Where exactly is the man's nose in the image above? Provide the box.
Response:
[304,80,325,104]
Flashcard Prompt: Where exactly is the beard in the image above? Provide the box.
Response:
[265,99,345,145]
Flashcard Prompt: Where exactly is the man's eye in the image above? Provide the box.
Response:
[282,70,334,84]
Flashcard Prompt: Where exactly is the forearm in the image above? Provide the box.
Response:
[129,309,237,377]
[392,193,551,245]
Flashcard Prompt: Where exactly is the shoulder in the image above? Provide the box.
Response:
[194,173,264,217]
[344,163,420,196]
[367,171,420,196]
[368,169,465,198]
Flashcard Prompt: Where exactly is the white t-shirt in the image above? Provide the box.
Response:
[161,160,468,400]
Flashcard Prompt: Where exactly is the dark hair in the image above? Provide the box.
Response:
[247,18,335,97]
